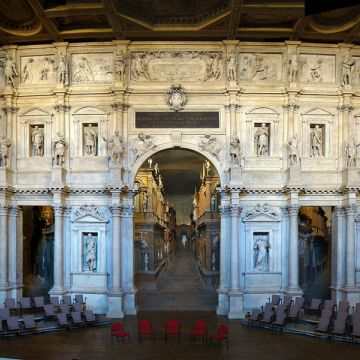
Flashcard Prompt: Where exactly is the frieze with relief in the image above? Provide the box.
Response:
[298,54,335,83]
[130,51,223,82]
[20,55,56,85]
[239,53,282,82]
[351,57,360,85]
[70,53,114,85]
[0,57,5,88]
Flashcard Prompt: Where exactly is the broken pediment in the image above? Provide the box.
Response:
[244,204,280,222]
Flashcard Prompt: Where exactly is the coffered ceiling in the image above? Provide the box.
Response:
[0,1,360,45]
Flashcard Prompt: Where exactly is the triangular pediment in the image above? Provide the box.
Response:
[302,107,333,117]
[244,211,280,222]
[72,213,108,223]
[21,107,53,117]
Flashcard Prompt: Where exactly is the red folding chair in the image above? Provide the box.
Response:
[111,322,130,343]
[165,319,181,344]
[210,324,228,350]
[190,320,207,344]
[138,319,155,343]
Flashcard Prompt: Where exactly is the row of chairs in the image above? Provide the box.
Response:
[111,320,229,349]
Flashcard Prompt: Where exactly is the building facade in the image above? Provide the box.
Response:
[1,40,360,318]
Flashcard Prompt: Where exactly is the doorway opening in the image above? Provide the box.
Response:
[133,148,220,311]
[22,206,54,297]
[298,206,332,302]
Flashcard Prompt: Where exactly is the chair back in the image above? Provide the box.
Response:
[288,305,299,317]
[194,320,207,330]
[323,299,335,311]
[271,295,281,305]
[320,309,333,319]
[0,319,2,331]
[355,303,360,313]
[60,304,70,314]
[62,295,72,305]
[7,317,20,331]
[218,324,228,336]
[44,304,54,316]
[4,298,16,309]
[20,297,31,308]
[71,312,82,323]
[73,302,81,312]
[283,295,292,307]
[338,301,349,313]
[34,296,45,307]
[57,313,69,325]
[332,319,346,334]
[294,297,304,309]
[139,319,152,332]
[166,319,180,332]
[85,310,95,322]
[23,315,36,328]
[75,295,84,304]
[250,308,262,320]
[50,296,60,306]
[275,312,286,324]
[336,310,348,321]
[264,303,273,313]
[112,322,123,332]
[0,308,10,320]
[317,317,330,331]
[310,298,321,309]
[352,317,360,336]
[276,304,287,315]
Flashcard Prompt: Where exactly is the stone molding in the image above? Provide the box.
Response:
[287,204,300,216]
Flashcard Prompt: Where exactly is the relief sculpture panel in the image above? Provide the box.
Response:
[20,55,56,85]
[298,54,335,83]
[70,53,114,85]
[130,51,223,82]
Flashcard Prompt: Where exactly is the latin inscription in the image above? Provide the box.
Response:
[135,112,219,128]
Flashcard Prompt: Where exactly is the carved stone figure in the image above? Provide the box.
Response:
[254,123,269,156]
[204,160,211,176]
[148,157,153,169]
[115,52,126,83]
[211,194,216,212]
[132,132,155,161]
[227,52,237,82]
[73,57,94,82]
[57,54,68,85]
[288,53,298,83]
[211,250,216,271]
[32,125,44,157]
[286,135,299,166]
[310,125,322,157]
[167,84,187,112]
[158,175,163,187]
[198,135,221,160]
[40,56,54,81]
[253,234,270,271]
[85,233,96,272]
[230,131,242,166]
[154,163,159,175]
[102,130,123,165]
[144,251,149,271]
[52,132,66,166]
[342,54,355,86]
[345,134,359,167]
[142,191,148,212]
[3,54,18,88]
[131,52,149,81]
[84,124,97,156]
[203,53,221,81]
[22,58,33,84]
[0,135,11,167]
[310,58,322,82]
[249,54,266,80]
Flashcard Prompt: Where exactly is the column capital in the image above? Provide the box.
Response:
[8,205,22,216]
[121,205,134,217]
[2,106,18,114]
[335,206,346,217]
[224,104,241,112]
[53,204,66,216]
[230,204,242,216]
[345,204,356,216]
[110,204,122,216]
[337,104,353,113]
[54,104,71,113]
[0,205,9,215]
[282,104,299,112]
[287,204,300,216]
[63,206,72,216]
[219,204,232,216]
[111,102,129,111]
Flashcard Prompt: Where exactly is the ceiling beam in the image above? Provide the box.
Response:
[345,21,360,44]
[27,0,61,41]
[290,16,308,41]
[45,3,105,18]
[227,0,243,39]
[101,0,124,39]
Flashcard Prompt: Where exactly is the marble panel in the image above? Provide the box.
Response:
[20,55,56,85]
[298,54,335,83]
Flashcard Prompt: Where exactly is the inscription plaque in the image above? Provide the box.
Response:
[135,112,219,128]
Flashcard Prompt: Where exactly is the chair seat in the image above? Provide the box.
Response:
[166,329,179,334]
[192,329,206,336]
[140,329,154,335]
[113,331,129,337]
[211,333,227,340]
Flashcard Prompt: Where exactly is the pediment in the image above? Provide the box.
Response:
[244,212,280,222]
[72,213,108,223]
[73,106,108,116]
[20,107,53,117]
[302,107,334,117]
[246,106,279,115]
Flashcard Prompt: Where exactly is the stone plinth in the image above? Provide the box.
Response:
[51,166,66,188]
[107,292,125,318]
[286,165,302,186]
[108,165,123,187]
[0,168,11,186]
[227,290,244,319]
[342,168,360,187]
[230,166,243,184]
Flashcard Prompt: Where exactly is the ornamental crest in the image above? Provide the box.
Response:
[167,84,187,112]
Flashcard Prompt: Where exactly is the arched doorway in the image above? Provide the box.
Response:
[132,148,221,311]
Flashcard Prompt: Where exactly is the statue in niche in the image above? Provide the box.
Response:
[342,54,355,86]
[253,234,270,271]
[230,131,242,166]
[204,159,211,176]
[132,132,155,161]
[84,233,97,272]
[143,251,149,271]
[198,135,221,160]
[227,52,237,82]
[345,134,359,167]
[142,191,148,212]
[310,125,323,157]
[52,132,66,166]
[73,57,94,82]
[211,194,216,212]
[192,194,198,222]
[211,250,216,271]
[3,54,18,88]
[203,53,221,81]
[288,53,298,83]
[0,135,11,167]
[84,124,97,156]
[40,56,55,81]
[286,135,299,166]
[57,54,68,85]
[32,126,44,157]
[115,52,126,83]
[254,123,269,156]
[22,58,34,84]
[102,130,124,165]
[310,58,322,82]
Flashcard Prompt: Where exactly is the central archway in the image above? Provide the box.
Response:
[132,147,221,311]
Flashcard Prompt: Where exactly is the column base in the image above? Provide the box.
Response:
[49,287,65,296]
[227,290,245,319]
[216,287,229,316]
[285,288,303,297]
[123,288,138,315]
[0,287,11,306]
[107,292,124,318]
[340,287,360,306]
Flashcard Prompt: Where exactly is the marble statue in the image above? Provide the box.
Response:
[85,233,96,272]
[211,193,216,212]
[227,52,237,82]
[142,191,148,212]
[342,54,355,86]
[3,54,18,87]
[310,58,322,82]
[132,132,155,161]
[286,135,299,166]
[310,125,322,157]
[198,135,221,160]
[22,58,34,84]
[230,131,242,166]
[192,194,198,221]
[40,56,55,81]
[204,159,211,176]
[52,132,66,166]
[345,134,359,167]
[288,53,298,83]
[211,250,216,271]
[158,174,163,187]
[57,54,68,85]
[182,234,187,248]
[144,251,149,271]
[115,52,126,83]
[154,163,159,175]
[0,135,11,167]
[102,130,124,165]
[73,57,94,82]
[32,126,44,157]
[254,123,269,156]
[148,157,153,169]
[253,234,270,271]
[84,124,97,156]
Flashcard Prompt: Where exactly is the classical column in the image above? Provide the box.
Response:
[63,206,72,290]
[111,205,122,292]
[111,103,124,137]
[8,206,22,290]
[345,204,356,288]
[55,103,71,139]
[0,205,9,288]
[51,205,65,294]
[287,204,301,292]
[230,204,241,291]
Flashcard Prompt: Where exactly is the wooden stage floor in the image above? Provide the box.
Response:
[0,311,358,360]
